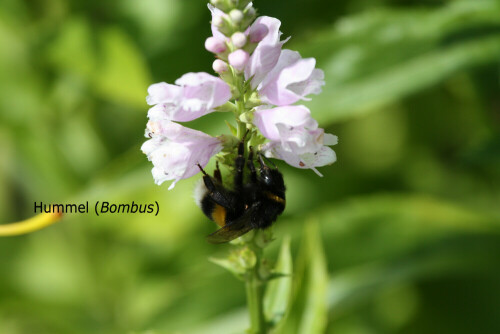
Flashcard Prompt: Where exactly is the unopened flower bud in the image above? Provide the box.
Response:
[212,59,229,73]
[245,7,256,17]
[228,49,249,71]
[243,7,256,26]
[229,9,244,24]
[210,0,230,12]
[231,32,247,48]
[205,37,226,54]
[232,0,252,9]
[212,15,223,28]
[248,23,269,43]
[237,246,257,269]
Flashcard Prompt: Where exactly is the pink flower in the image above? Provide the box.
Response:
[146,72,231,122]
[244,16,289,88]
[228,49,249,71]
[142,120,223,190]
[212,59,229,73]
[253,105,337,175]
[208,4,228,42]
[205,37,227,53]
[208,3,254,42]
[258,50,325,106]
[248,22,269,43]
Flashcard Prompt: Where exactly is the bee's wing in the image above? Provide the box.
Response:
[206,208,255,244]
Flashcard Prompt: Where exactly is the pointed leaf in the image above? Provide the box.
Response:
[275,221,328,334]
[264,236,293,325]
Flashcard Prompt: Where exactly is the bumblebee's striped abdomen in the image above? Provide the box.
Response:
[194,179,230,228]
[264,191,286,205]
[211,204,227,227]
[199,195,227,227]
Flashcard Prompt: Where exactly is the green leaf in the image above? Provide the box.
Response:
[95,28,151,108]
[45,18,98,80]
[298,0,500,123]
[264,235,293,326]
[275,221,328,334]
[225,120,238,136]
[45,20,151,108]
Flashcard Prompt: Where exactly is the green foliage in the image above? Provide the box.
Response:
[264,236,292,326]
[1,0,500,333]
[301,0,500,123]
[274,222,328,334]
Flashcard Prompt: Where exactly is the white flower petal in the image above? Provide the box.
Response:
[258,50,325,106]
[245,16,289,88]
[147,73,230,122]
[253,105,314,141]
[142,121,222,189]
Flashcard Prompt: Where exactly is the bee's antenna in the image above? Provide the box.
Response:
[241,129,250,142]
[197,163,209,176]
[248,146,254,160]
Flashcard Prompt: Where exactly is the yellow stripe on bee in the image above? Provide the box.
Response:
[211,204,227,227]
[265,192,286,205]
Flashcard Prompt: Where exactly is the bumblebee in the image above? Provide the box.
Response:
[194,139,286,244]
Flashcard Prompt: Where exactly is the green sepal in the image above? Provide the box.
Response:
[225,120,238,136]
[239,111,254,124]
[245,92,261,109]
[209,245,258,280]
[243,42,258,57]
[218,134,240,150]
[216,101,237,113]
[218,16,237,36]
[233,0,252,10]
[210,0,232,13]
[241,6,257,27]
[209,256,245,280]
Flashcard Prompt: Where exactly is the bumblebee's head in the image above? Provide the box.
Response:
[258,155,286,197]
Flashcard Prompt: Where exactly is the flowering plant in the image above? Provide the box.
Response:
[142,2,337,190]
[141,1,337,333]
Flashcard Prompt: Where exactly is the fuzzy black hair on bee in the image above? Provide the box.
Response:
[194,138,286,244]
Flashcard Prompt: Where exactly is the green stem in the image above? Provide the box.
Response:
[235,99,246,140]
[245,236,267,334]
[230,49,268,333]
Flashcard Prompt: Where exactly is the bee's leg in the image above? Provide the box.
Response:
[233,133,248,190]
[258,152,278,169]
[214,161,222,184]
[197,164,233,208]
[257,152,267,171]
[247,146,258,183]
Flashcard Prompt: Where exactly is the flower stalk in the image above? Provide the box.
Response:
[229,47,271,333]
[245,256,267,334]
[242,230,270,334]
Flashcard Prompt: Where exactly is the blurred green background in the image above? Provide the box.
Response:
[1,0,500,333]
